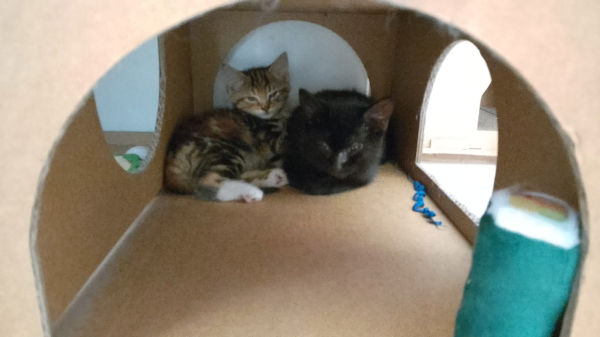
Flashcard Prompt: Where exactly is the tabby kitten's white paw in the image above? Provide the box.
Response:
[216,180,264,202]
[264,168,289,188]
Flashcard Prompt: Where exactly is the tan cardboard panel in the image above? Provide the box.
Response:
[33,97,161,324]
[483,52,580,208]
[54,166,472,337]
[389,11,588,331]
[0,2,225,334]
[480,86,494,108]
[34,95,160,323]
[389,7,583,235]
[232,0,395,13]
[190,10,398,111]
[33,25,194,324]
[1,0,599,336]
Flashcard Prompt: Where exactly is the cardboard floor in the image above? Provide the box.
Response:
[54,165,472,337]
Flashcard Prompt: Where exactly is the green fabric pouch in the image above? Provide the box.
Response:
[455,189,580,337]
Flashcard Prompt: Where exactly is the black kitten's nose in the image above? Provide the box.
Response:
[334,151,348,171]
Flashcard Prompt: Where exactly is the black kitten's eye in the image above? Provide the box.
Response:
[268,91,280,100]
[319,142,331,153]
[246,96,258,102]
[350,142,363,152]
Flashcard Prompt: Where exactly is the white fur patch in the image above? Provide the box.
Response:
[216,180,264,202]
[487,188,580,249]
[253,168,289,188]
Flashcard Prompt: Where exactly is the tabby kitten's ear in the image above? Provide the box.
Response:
[298,89,320,120]
[269,52,289,81]
[364,99,394,131]
[221,64,246,94]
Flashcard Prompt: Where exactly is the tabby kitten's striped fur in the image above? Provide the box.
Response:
[165,53,291,202]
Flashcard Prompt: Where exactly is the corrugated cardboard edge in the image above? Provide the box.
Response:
[134,37,167,174]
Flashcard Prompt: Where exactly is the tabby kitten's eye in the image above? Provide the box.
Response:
[350,143,363,152]
[319,142,331,153]
[268,91,280,100]
[246,96,258,102]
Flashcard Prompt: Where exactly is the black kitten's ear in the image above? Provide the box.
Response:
[299,89,311,103]
[364,99,394,131]
[299,89,320,119]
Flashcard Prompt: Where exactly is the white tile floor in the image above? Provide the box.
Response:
[419,162,497,222]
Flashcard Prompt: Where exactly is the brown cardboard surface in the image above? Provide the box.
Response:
[0,2,223,334]
[54,165,472,337]
[389,9,583,243]
[480,86,494,108]
[32,25,194,325]
[34,95,161,323]
[1,0,599,336]
[233,0,394,13]
[190,10,398,111]
[388,12,588,331]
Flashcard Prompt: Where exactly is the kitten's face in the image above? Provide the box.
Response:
[222,53,290,119]
[292,90,394,179]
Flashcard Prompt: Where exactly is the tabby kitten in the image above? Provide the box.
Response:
[283,89,394,195]
[165,53,291,202]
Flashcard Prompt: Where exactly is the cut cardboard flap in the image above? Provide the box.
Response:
[0,0,598,336]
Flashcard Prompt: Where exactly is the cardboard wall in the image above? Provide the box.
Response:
[190,10,398,112]
[32,25,194,324]
[51,166,474,337]
[390,10,582,240]
[387,8,594,334]
[1,0,599,336]
[480,86,494,108]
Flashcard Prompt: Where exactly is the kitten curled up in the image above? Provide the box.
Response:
[164,53,291,202]
[284,89,394,195]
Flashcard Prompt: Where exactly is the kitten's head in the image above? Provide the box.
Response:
[221,52,290,119]
[291,89,394,179]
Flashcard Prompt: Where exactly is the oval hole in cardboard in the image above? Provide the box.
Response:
[417,40,498,223]
[93,36,164,173]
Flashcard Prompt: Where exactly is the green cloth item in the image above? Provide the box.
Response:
[454,189,580,337]
[121,153,143,173]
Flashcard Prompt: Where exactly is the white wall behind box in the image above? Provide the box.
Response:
[93,37,160,132]
[213,21,370,110]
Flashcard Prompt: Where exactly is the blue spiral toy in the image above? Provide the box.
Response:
[412,181,442,226]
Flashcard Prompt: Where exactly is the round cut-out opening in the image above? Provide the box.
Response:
[213,20,370,110]
[417,40,498,222]
[93,36,164,173]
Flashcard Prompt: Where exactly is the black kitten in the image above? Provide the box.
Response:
[284,89,394,195]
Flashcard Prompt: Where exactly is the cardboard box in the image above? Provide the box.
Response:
[0,0,597,336]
